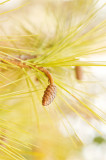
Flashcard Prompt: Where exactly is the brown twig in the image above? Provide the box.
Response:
[0,54,56,106]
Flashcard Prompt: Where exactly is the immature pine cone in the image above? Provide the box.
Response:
[42,84,57,106]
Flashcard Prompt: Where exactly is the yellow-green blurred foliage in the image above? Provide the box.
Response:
[0,0,105,159]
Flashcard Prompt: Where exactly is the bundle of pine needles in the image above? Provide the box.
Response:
[0,0,106,159]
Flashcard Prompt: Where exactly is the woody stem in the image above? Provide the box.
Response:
[0,55,54,85]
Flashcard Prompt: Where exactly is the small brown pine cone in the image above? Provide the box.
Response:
[75,66,83,80]
[42,84,57,106]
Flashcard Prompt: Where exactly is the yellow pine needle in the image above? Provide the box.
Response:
[0,0,11,5]
[55,80,104,134]
[23,69,40,132]
[56,80,105,124]
[71,88,106,116]
[0,72,36,89]
[0,39,18,42]
[43,61,106,67]
[0,45,34,53]
[0,71,17,83]
[0,118,31,137]
[59,94,103,135]
[0,134,31,150]
[0,87,41,99]
[0,1,30,16]
[0,128,35,150]
[0,139,25,158]
[55,102,83,145]
[54,106,78,148]
[0,34,38,38]
[36,19,105,64]
[0,145,26,160]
